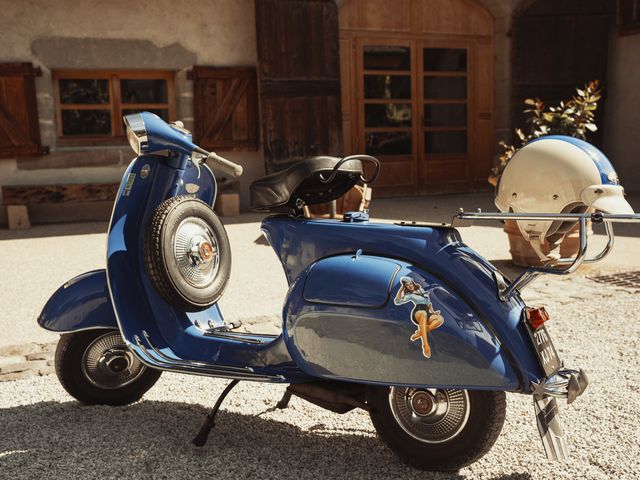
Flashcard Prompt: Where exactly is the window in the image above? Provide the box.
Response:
[53,70,175,144]
[620,0,640,35]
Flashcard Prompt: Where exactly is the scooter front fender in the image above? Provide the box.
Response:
[38,269,117,333]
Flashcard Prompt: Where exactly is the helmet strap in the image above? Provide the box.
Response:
[529,235,562,265]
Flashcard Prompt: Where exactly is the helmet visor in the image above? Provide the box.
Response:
[581,185,634,214]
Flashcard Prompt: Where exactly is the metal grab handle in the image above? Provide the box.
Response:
[454,210,640,299]
[557,220,614,266]
[318,154,381,185]
[501,217,589,298]
[455,210,640,223]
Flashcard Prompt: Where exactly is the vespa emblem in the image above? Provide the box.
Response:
[394,276,444,359]
[140,164,151,179]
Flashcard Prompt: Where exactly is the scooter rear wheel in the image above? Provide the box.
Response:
[368,386,506,471]
[55,329,161,406]
[144,195,231,311]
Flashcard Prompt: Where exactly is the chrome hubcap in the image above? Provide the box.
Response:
[82,331,145,389]
[173,217,219,288]
[389,387,470,443]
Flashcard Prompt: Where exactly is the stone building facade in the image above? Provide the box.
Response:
[0,0,638,224]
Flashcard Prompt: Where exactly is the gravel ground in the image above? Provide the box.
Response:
[1,292,639,480]
[2,193,640,478]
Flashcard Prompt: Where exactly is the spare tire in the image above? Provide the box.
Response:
[144,195,231,311]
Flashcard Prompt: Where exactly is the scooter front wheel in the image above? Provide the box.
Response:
[368,386,506,471]
[55,329,161,406]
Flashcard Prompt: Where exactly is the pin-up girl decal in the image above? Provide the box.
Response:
[394,276,444,358]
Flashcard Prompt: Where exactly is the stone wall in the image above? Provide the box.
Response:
[0,0,262,219]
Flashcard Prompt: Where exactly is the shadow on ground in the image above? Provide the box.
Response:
[0,400,532,480]
[0,221,108,241]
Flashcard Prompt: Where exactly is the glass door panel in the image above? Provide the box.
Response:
[360,41,415,190]
[423,47,468,157]
[364,46,411,71]
[362,44,413,158]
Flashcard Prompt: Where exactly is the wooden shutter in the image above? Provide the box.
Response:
[0,63,41,159]
[255,0,342,172]
[192,66,259,151]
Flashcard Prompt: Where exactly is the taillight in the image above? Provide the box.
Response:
[525,307,550,330]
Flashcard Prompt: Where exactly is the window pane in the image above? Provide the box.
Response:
[61,110,111,135]
[423,48,467,72]
[59,79,109,104]
[365,104,412,128]
[121,79,168,104]
[364,75,411,99]
[424,104,467,127]
[424,77,467,100]
[123,108,169,121]
[366,132,412,156]
[364,46,410,71]
[425,131,467,154]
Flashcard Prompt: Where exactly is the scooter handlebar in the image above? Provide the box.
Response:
[206,152,243,178]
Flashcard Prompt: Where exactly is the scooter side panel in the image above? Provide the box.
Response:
[284,254,518,389]
[264,216,545,391]
[37,270,117,332]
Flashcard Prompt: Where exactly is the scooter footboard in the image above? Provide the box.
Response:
[283,253,524,390]
[38,270,118,333]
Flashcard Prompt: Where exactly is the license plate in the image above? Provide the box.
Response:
[526,323,561,376]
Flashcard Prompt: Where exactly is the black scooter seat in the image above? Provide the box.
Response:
[249,156,363,212]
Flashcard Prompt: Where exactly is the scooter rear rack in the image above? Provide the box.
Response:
[132,330,285,382]
[455,210,640,299]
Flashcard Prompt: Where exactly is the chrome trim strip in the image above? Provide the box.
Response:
[133,333,284,382]
[133,337,263,381]
[141,331,255,373]
[455,211,640,223]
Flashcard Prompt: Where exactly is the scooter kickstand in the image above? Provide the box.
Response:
[192,380,240,447]
[276,389,293,409]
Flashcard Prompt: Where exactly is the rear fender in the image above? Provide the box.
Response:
[38,270,117,333]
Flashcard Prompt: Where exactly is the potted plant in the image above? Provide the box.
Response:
[490,80,603,266]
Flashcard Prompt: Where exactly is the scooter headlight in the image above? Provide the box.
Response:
[123,113,148,155]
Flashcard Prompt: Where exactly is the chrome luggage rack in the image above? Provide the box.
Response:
[453,210,640,299]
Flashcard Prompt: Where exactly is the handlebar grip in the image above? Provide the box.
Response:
[207,152,243,178]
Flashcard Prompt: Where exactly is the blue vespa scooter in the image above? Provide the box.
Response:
[38,112,635,471]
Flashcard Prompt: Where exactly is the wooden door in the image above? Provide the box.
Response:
[353,37,491,194]
[255,0,342,172]
[340,0,495,195]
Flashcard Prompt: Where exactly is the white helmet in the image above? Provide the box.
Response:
[495,135,634,259]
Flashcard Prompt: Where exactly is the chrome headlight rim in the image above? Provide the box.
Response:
[123,113,148,155]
